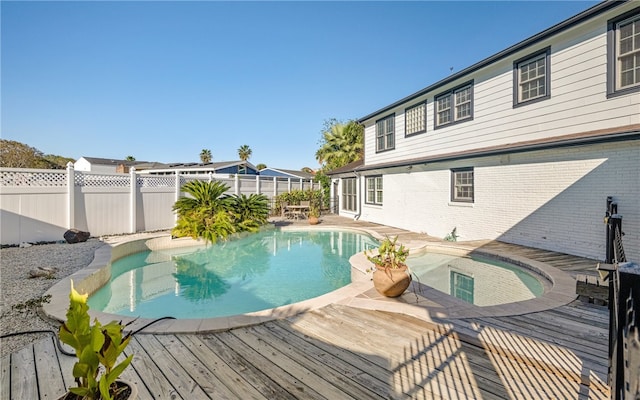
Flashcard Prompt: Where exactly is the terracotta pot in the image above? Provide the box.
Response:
[308,216,319,225]
[58,380,138,400]
[372,264,412,297]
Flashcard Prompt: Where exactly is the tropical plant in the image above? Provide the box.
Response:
[58,281,133,400]
[315,119,363,171]
[227,193,269,232]
[124,155,135,161]
[172,180,270,243]
[237,145,252,161]
[366,236,409,271]
[200,149,212,163]
[256,163,267,170]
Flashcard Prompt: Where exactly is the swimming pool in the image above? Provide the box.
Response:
[88,229,378,319]
[407,251,545,307]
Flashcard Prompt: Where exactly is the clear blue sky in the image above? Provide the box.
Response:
[2,1,597,170]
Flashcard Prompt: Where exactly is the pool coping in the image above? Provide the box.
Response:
[42,224,577,333]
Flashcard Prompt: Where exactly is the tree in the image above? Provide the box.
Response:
[256,163,267,170]
[0,139,67,169]
[200,149,212,163]
[125,155,136,161]
[301,167,315,174]
[237,145,252,161]
[315,120,363,171]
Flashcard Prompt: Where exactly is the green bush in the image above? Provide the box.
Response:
[172,180,270,243]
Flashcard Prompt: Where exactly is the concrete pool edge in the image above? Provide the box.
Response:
[42,225,577,333]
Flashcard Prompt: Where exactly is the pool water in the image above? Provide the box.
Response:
[407,252,544,307]
[88,230,378,319]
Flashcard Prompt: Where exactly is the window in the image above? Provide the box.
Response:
[366,176,383,205]
[450,271,474,304]
[405,102,426,136]
[514,48,550,106]
[435,82,473,129]
[342,178,357,212]
[608,8,640,96]
[375,114,395,152]
[451,168,474,203]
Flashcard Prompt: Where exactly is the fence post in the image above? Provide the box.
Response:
[234,174,239,195]
[287,178,291,193]
[611,262,640,400]
[273,177,277,198]
[256,175,260,195]
[66,162,75,229]
[129,167,137,233]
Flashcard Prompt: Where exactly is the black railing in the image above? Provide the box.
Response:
[600,196,639,400]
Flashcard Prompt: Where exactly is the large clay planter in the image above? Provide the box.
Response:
[373,265,412,297]
[58,380,138,400]
[308,216,319,225]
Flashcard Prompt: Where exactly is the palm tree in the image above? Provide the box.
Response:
[315,120,363,171]
[237,145,252,161]
[125,155,136,161]
[256,163,267,170]
[200,149,212,164]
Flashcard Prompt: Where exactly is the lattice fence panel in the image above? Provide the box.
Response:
[75,173,130,187]
[0,170,67,187]
[138,175,176,188]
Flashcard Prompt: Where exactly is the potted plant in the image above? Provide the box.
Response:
[366,236,412,297]
[308,203,320,225]
[58,280,137,400]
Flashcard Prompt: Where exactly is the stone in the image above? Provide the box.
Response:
[64,229,91,244]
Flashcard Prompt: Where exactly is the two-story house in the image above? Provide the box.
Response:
[328,1,639,262]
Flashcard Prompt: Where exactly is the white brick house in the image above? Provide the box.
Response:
[329,1,640,262]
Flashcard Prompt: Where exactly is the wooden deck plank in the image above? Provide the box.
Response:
[133,334,209,399]
[216,330,326,400]
[197,332,299,400]
[268,320,399,396]
[176,334,269,400]
[1,354,10,400]
[231,326,363,399]
[125,336,183,399]
[153,334,240,400]
[33,337,66,400]
[10,345,38,400]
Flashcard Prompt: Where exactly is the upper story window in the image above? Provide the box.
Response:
[405,102,426,136]
[375,114,395,152]
[513,48,551,107]
[608,8,640,97]
[366,176,383,205]
[451,168,474,203]
[435,82,473,129]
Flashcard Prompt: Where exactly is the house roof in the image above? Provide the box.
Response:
[259,167,315,179]
[78,156,151,167]
[358,0,622,123]
[144,160,258,172]
[325,159,365,176]
[328,124,640,174]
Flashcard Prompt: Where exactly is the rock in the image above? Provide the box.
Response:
[64,229,91,244]
[28,266,58,279]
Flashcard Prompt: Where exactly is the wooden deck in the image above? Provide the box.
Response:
[1,218,611,399]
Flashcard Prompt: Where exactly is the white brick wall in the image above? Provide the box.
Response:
[351,140,639,262]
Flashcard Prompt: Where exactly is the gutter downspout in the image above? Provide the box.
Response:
[353,166,362,221]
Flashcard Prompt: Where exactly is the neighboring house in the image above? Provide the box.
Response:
[74,157,155,173]
[138,160,260,176]
[259,167,315,180]
[328,1,640,262]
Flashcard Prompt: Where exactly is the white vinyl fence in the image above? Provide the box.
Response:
[0,165,318,245]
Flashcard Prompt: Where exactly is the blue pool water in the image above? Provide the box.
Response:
[88,229,378,319]
[407,252,545,307]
